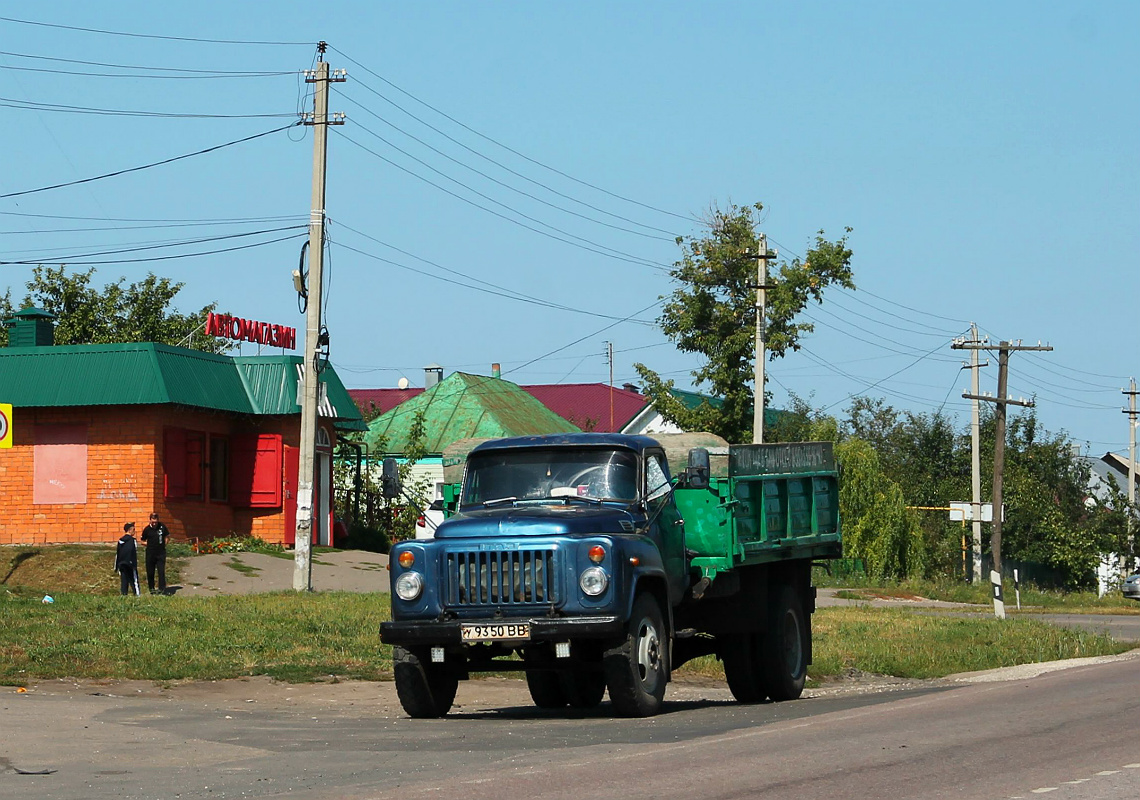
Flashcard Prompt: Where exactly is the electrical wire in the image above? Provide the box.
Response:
[0,15,310,46]
[0,122,300,200]
[0,225,306,264]
[0,96,297,118]
[332,219,655,321]
[340,92,673,242]
[0,48,295,76]
[330,46,695,226]
[0,232,307,267]
[335,129,670,271]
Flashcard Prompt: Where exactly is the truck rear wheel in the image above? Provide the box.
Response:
[762,585,807,701]
[604,593,668,717]
[720,633,768,704]
[393,645,459,718]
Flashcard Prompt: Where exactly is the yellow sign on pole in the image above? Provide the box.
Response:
[0,403,11,448]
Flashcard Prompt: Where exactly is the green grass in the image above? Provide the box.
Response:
[675,606,1132,683]
[0,592,390,684]
[1,545,186,597]
[225,557,261,576]
[813,569,1140,614]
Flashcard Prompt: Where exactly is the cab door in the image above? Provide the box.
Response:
[645,450,688,604]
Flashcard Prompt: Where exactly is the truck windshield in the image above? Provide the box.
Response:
[462,448,639,506]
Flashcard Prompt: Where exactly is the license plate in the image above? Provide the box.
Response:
[461,622,531,642]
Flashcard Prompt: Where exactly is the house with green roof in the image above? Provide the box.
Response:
[363,371,580,499]
[0,308,364,547]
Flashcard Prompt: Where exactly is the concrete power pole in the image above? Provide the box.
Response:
[750,235,776,444]
[1124,378,1138,575]
[954,338,1052,618]
[965,323,988,583]
[293,44,345,592]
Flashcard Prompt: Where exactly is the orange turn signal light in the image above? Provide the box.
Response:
[397,551,415,569]
[629,556,640,566]
[588,545,606,564]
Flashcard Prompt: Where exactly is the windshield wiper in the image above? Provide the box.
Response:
[481,496,518,507]
[551,494,603,506]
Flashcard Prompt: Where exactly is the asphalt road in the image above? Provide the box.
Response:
[4,652,1138,800]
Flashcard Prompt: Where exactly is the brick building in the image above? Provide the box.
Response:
[0,308,365,547]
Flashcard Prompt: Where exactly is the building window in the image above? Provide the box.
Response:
[34,424,88,504]
[209,436,229,502]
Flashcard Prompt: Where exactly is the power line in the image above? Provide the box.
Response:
[0,232,306,267]
[0,96,296,118]
[0,122,300,200]
[340,91,673,242]
[336,129,670,271]
[330,46,696,225]
[0,225,306,264]
[0,48,295,76]
[0,15,310,46]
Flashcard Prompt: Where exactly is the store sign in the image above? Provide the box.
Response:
[205,312,296,350]
[0,403,11,448]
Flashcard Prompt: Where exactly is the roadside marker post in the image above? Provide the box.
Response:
[991,569,1006,620]
[1014,568,1021,610]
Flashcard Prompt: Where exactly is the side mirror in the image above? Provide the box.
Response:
[684,448,710,490]
[381,457,402,499]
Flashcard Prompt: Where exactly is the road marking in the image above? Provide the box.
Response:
[1096,770,1119,776]
[1030,789,1057,794]
[1063,779,1090,784]
[1125,764,1140,769]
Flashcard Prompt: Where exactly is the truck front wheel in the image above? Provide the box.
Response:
[762,585,807,701]
[604,593,668,717]
[393,645,459,718]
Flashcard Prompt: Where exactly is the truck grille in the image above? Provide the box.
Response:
[444,548,559,607]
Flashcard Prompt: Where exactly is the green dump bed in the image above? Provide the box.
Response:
[674,442,842,580]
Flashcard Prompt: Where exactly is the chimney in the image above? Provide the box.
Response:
[423,363,443,389]
[622,383,639,394]
[491,363,501,379]
[4,307,56,348]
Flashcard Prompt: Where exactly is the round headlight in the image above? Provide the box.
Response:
[579,566,608,596]
[395,571,424,601]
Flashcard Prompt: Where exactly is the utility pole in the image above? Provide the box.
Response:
[293,43,345,592]
[1124,378,1138,576]
[748,236,776,444]
[954,338,1052,618]
[960,323,988,582]
[605,341,614,430]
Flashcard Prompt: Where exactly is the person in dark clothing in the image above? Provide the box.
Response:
[115,523,140,596]
[141,512,170,594]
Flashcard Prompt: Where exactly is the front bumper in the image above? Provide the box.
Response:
[380,614,623,646]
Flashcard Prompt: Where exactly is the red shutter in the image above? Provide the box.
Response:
[164,427,187,498]
[230,433,283,508]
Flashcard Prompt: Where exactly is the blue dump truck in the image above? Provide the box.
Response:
[380,432,841,718]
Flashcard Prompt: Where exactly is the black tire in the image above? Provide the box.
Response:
[562,670,606,709]
[762,585,807,701]
[393,645,459,718]
[720,633,767,704]
[526,670,568,709]
[604,593,668,717]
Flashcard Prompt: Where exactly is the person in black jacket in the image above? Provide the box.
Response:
[141,512,170,594]
[115,523,140,596]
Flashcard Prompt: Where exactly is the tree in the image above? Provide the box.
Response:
[0,266,228,352]
[635,202,854,443]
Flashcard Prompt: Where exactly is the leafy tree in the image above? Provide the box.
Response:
[334,409,434,549]
[0,266,228,352]
[635,202,854,443]
[835,437,925,580]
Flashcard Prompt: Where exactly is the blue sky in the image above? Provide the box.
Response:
[1,2,1137,454]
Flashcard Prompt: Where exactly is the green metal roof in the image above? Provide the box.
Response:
[671,387,785,427]
[0,342,365,430]
[365,372,580,454]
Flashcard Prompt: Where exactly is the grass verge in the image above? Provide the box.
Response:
[1,545,188,597]
[0,591,389,684]
[0,591,1130,687]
